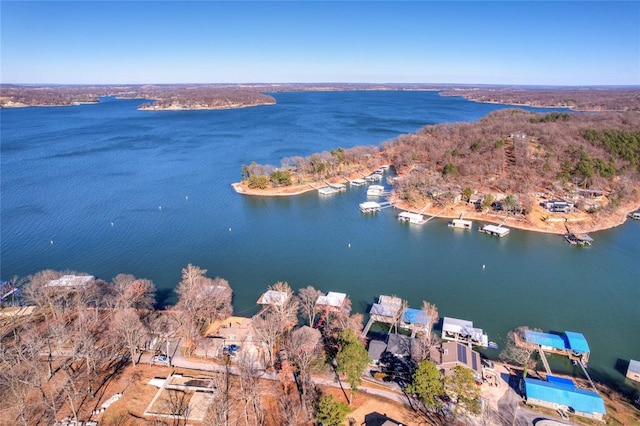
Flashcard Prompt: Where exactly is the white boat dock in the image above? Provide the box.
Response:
[359,201,381,213]
[479,224,510,237]
[397,211,426,224]
[448,218,473,229]
[365,173,383,182]
[350,178,366,186]
[367,185,385,197]
[318,186,338,195]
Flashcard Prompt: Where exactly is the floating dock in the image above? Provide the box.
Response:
[479,224,510,237]
[564,232,593,246]
[367,185,385,197]
[359,201,381,213]
[398,211,426,224]
[448,218,473,229]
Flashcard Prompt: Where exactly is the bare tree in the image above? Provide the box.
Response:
[265,281,299,330]
[252,309,285,368]
[110,274,156,310]
[285,326,323,417]
[500,326,538,378]
[174,264,233,353]
[296,285,323,327]
[421,300,439,346]
[109,308,150,366]
[237,353,265,426]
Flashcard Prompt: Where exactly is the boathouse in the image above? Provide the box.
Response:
[0,281,18,302]
[522,376,605,421]
[315,291,348,313]
[626,359,640,382]
[479,224,510,237]
[400,308,431,336]
[257,290,290,307]
[318,186,338,195]
[359,201,381,213]
[543,200,574,213]
[523,330,591,363]
[448,218,473,229]
[431,341,483,382]
[397,211,426,224]
[362,295,404,337]
[47,275,94,288]
[441,317,489,348]
[367,185,385,197]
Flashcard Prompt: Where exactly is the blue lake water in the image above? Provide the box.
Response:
[1,91,639,390]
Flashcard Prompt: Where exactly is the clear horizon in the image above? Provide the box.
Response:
[1,1,638,86]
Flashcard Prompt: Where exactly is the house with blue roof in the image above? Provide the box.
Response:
[523,376,605,421]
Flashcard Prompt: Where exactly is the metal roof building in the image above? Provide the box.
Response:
[524,330,569,351]
[401,308,429,327]
[523,376,605,421]
[564,331,590,353]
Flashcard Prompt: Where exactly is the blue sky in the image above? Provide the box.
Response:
[1,1,638,85]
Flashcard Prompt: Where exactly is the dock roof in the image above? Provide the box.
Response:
[47,275,94,288]
[524,330,568,351]
[257,290,289,306]
[565,331,590,353]
[524,377,605,415]
[628,359,640,375]
[316,291,347,308]
[402,308,430,326]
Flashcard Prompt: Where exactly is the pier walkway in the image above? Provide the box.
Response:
[538,348,551,375]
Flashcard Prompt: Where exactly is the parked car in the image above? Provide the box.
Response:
[223,344,240,356]
[153,354,170,365]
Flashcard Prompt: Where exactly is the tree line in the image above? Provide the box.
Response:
[1,265,493,425]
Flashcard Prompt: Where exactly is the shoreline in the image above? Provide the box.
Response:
[232,179,640,235]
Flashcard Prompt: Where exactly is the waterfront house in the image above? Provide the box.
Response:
[522,376,605,421]
[197,315,265,366]
[430,341,483,382]
[441,316,489,348]
[397,211,426,224]
[469,194,483,206]
[386,333,414,359]
[626,359,640,382]
[543,200,574,213]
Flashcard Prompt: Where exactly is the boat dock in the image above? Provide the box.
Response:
[479,223,510,237]
[564,232,593,246]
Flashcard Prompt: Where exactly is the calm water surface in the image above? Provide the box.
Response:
[1,91,638,389]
